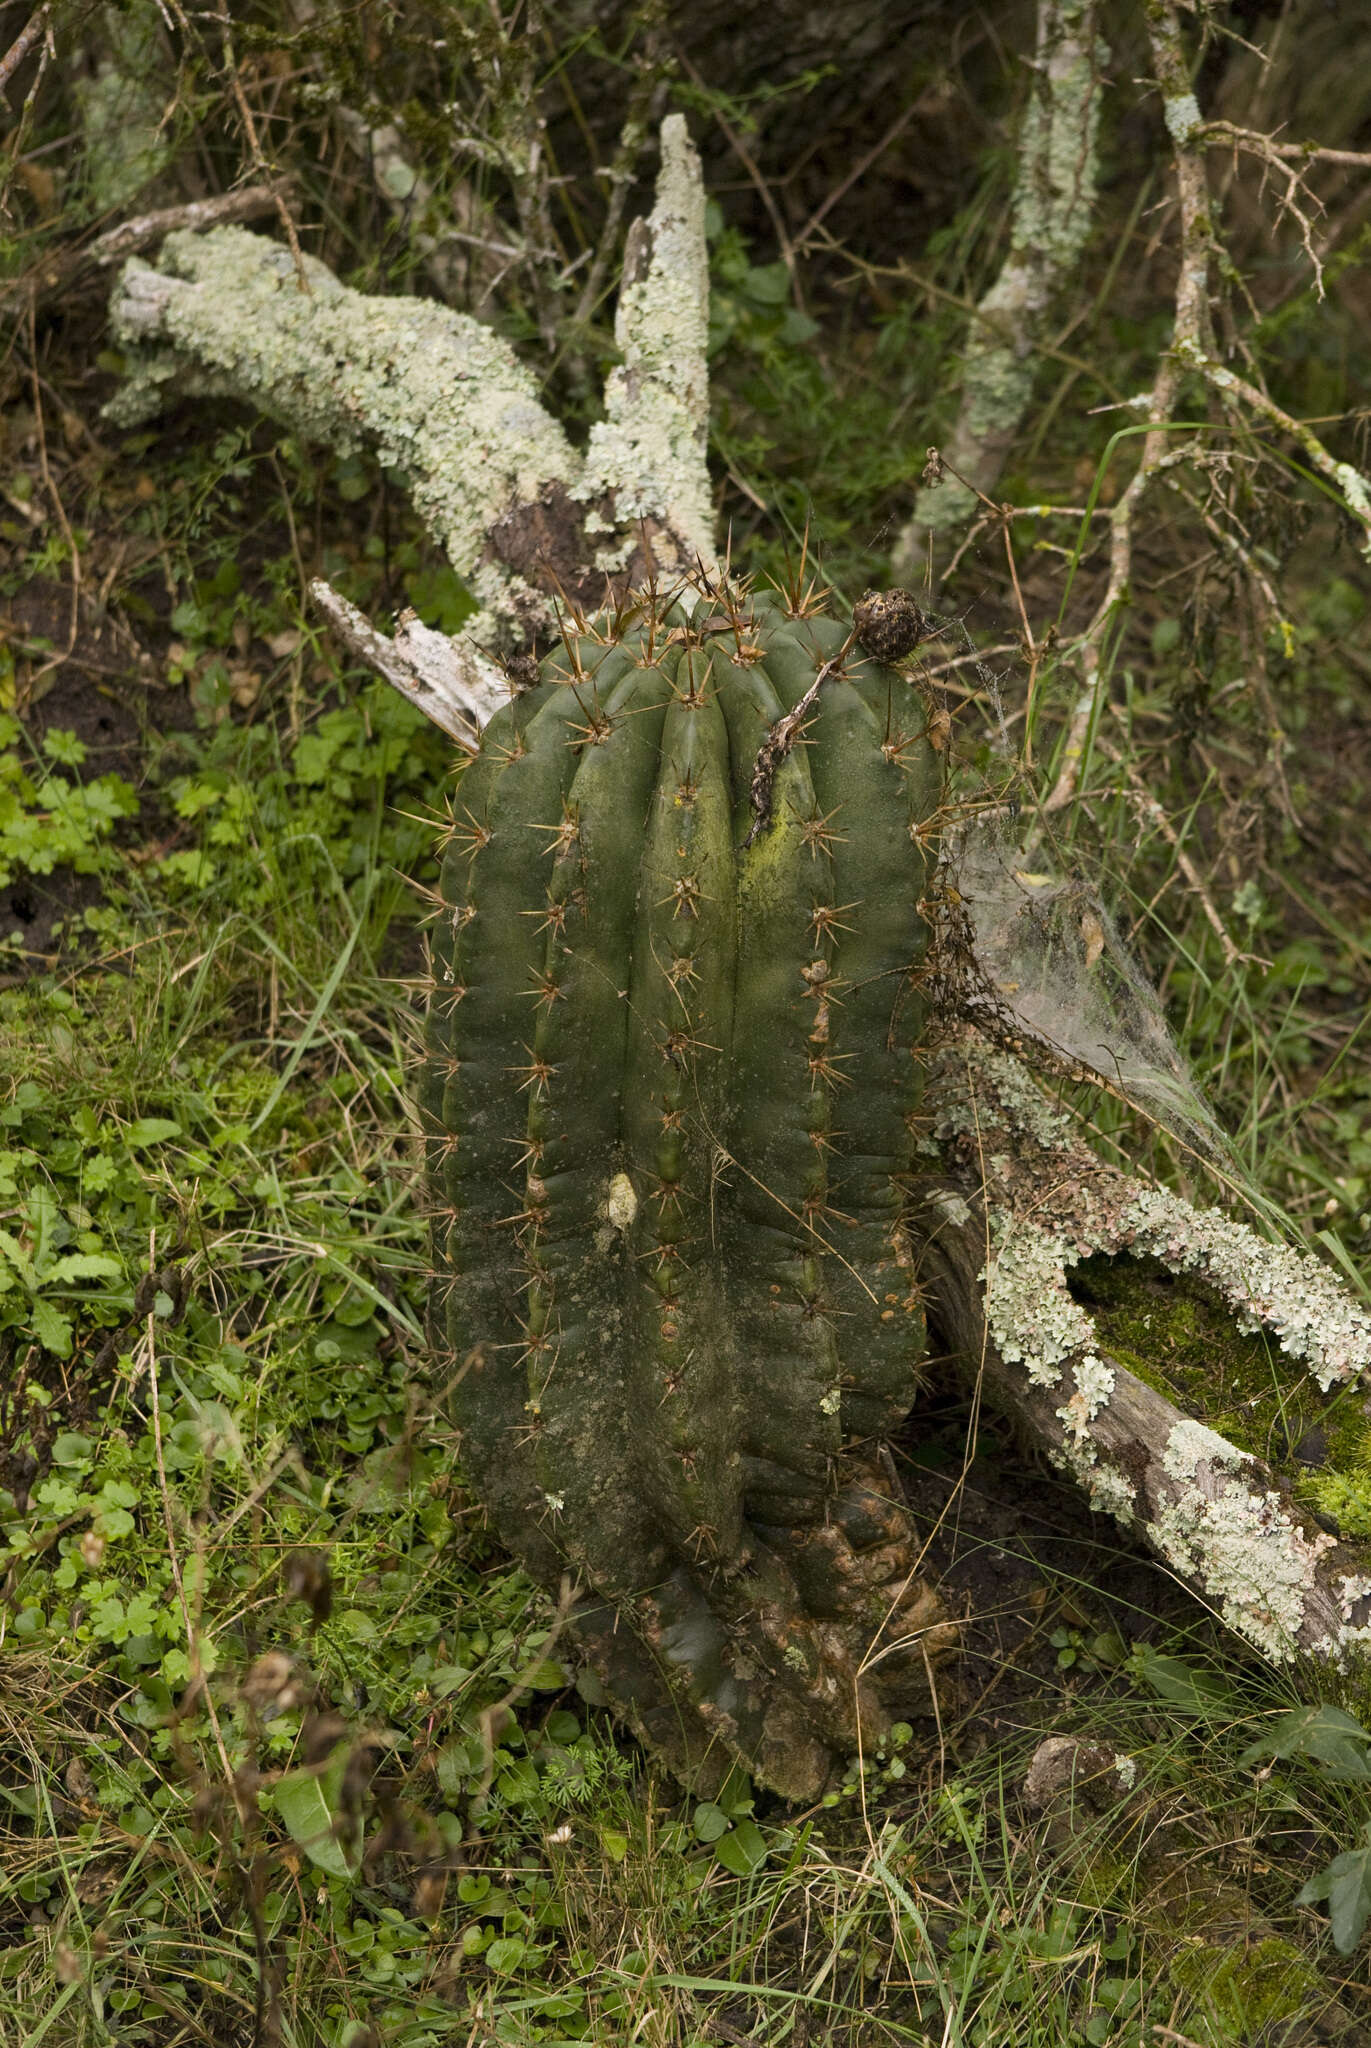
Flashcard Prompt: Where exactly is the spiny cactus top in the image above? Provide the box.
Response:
[422,579,953,1797]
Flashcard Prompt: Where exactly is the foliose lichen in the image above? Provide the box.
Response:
[109,229,579,606]
[577,116,714,568]
[1057,1353,1116,1442]
[1119,1186,1371,1390]
[1150,1419,1335,1660]
[983,1220,1090,1388]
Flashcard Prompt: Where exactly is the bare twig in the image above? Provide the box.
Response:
[1198,119,1371,172]
[3,184,278,316]
[218,15,311,293]
[745,634,856,845]
[0,4,49,98]
[1045,0,1213,814]
[1175,340,1371,555]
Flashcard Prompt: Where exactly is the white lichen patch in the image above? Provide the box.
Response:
[927,1188,973,1229]
[1085,1460,1138,1524]
[948,1041,1371,1397]
[1161,1417,1248,1484]
[606,1173,638,1233]
[1048,1433,1137,1526]
[1150,1418,1336,1660]
[1339,1574,1371,1620]
[983,1220,1091,1388]
[1119,1186,1371,1389]
[1334,460,1371,542]
[578,116,714,568]
[109,228,578,581]
[1056,1353,1116,1441]
[935,1043,1073,1153]
[1163,92,1204,148]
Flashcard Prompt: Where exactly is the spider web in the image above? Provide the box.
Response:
[934,809,1239,1177]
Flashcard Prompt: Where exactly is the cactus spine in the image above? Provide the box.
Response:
[423,577,954,1797]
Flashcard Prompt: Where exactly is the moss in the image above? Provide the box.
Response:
[1168,1936,1324,2041]
[1305,1455,1371,1538]
[1068,1250,1371,1556]
[1067,1252,1317,1462]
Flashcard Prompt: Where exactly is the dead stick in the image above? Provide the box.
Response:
[0,4,49,98]
[745,632,856,846]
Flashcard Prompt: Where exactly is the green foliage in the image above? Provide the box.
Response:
[0,719,138,895]
[1298,1832,1371,1957]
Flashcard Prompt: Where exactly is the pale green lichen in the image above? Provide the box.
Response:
[75,3,171,214]
[106,117,720,637]
[1150,1419,1335,1660]
[1056,1353,1115,1440]
[1162,92,1203,149]
[1334,459,1371,533]
[1119,1186,1371,1389]
[959,1041,1371,1393]
[934,1044,1072,1153]
[984,1219,1090,1388]
[1049,1432,1138,1525]
[894,0,1106,560]
[578,116,714,569]
[108,228,578,621]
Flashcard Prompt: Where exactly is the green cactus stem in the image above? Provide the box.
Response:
[422,575,956,1798]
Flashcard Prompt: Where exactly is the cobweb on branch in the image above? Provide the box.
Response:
[930,810,1238,1177]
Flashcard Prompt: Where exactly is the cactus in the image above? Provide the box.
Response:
[422,575,957,1798]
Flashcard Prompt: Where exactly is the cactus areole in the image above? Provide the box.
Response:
[422,580,957,1798]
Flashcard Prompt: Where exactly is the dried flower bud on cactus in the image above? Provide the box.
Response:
[421,579,956,1798]
[853,587,928,664]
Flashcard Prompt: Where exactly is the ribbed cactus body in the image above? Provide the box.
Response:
[424,585,951,1795]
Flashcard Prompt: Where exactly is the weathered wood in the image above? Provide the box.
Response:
[914,1031,1371,1665]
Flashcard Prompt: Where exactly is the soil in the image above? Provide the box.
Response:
[892,1377,1198,1729]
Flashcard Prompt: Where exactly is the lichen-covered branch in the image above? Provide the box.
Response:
[578,114,714,572]
[105,116,715,662]
[107,226,580,648]
[892,0,1105,577]
[915,1032,1371,1665]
